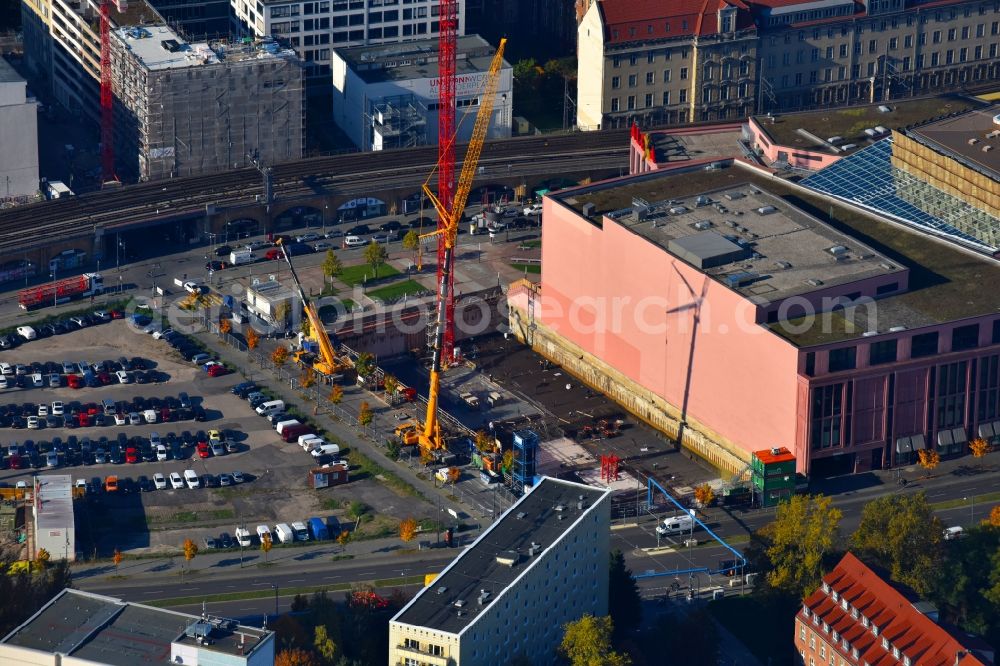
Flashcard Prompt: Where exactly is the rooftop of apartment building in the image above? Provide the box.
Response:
[802,552,993,666]
[597,0,756,42]
[554,160,1000,346]
[392,477,609,635]
[907,104,1000,181]
[106,0,163,30]
[0,57,25,84]
[755,96,980,153]
[562,178,902,304]
[334,34,508,84]
[115,24,298,71]
[1,589,271,664]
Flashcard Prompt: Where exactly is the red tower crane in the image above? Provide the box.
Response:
[436,0,458,364]
[99,0,123,183]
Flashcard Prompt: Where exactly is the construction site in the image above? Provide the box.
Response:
[110,25,305,181]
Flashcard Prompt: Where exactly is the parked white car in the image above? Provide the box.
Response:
[169,472,184,489]
[154,473,168,490]
[523,203,543,216]
[115,370,131,384]
[183,469,200,489]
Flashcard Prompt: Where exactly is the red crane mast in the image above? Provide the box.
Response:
[99,0,117,182]
[436,0,458,364]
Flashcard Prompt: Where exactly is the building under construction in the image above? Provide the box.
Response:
[111,25,305,180]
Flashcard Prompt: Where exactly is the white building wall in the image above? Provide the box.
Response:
[231,0,466,84]
[0,65,40,200]
[458,491,611,665]
[576,1,606,130]
[330,54,512,151]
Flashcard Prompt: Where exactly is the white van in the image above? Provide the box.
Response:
[274,523,294,544]
[256,524,272,542]
[183,469,200,489]
[298,433,323,449]
[275,419,301,435]
[235,527,252,547]
[310,443,341,458]
[16,326,36,341]
[255,400,285,417]
[342,235,365,248]
[656,513,695,536]
[31,373,44,388]
[291,522,310,541]
[143,409,158,424]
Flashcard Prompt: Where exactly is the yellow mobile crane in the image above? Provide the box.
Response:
[401,38,508,453]
[276,239,351,376]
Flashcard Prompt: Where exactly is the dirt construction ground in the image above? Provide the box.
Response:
[0,320,431,557]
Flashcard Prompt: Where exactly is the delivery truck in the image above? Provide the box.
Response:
[18,273,103,310]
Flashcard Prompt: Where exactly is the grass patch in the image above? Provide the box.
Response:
[510,263,541,274]
[171,511,199,523]
[209,509,235,520]
[348,450,421,498]
[709,595,798,666]
[932,490,1000,510]
[331,554,354,562]
[365,280,429,302]
[338,263,400,287]
[320,497,341,511]
[518,239,542,249]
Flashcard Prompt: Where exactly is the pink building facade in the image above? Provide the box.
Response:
[510,163,1000,476]
[745,116,843,170]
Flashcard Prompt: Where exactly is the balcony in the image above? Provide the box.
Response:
[394,642,452,666]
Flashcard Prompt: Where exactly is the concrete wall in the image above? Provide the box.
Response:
[0,644,58,666]
[0,65,40,199]
[746,117,842,170]
[575,1,605,130]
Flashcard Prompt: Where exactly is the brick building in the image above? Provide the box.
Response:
[577,0,1000,129]
[797,552,993,666]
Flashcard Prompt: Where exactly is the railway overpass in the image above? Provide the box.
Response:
[0,131,629,277]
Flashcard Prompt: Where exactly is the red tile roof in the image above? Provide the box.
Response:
[801,553,991,666]
[598,0,754,43]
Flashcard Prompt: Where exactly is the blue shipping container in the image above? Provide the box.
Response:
[308,517,329,540]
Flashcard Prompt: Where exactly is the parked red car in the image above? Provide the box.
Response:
[77,413,92,427]
[109,310,125,319]
[125,447,139,464]
[196,442,211,458]
[207,364,229,377]
[67,375,83,389]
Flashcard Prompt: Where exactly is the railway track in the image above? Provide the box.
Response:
[0,129,630,254]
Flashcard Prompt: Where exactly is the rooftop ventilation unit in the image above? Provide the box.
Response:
[668,206,688,215]
[828,245,849,255]
[496,551,520,567]
[528,542,542,556]
[888,326,907,332]
[693,220,713,230]
[724,191,745,201]
[879,262,895,271]
[983,145,993,152]
[756,206,777,215]
[874,126,888,134]
[862,331,879,337]
[805,278,824,287]
[477,590,491,606]
[841,143,857,150]
[582,203,596,217]
[827,136,843,144]
[993,113,1000,126]
[969,137,980,145]
[725,220,738,228]
[554,504,566,512]
[454,599,466,608]
[515,512,526,520]
[436,586,448,595]
[695,195,711,207]
[775,261,792,269]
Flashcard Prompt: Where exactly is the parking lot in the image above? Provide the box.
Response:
[0,318,434,558]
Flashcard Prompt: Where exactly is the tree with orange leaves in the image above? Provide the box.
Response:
[274,647,319,666]
[246,327,259,350]
[398,517,418,542]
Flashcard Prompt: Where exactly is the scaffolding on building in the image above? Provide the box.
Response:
[368,94,428,150]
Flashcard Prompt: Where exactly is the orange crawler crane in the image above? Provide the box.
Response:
[401,38,507,454]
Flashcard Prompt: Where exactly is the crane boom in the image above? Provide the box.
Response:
[276,240,344,376]
[411,38,507,452]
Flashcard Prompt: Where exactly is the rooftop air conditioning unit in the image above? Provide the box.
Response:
[969,137,980,145]
[863,331,878,337]
[828,245,848,255]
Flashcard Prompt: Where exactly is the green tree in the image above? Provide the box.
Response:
[348,501,368,529]
[313,625,338,664]
[932,525,1000,646]
[755,494,842,599]
[513,58,540,83]
[354,352,375,378]
[852,492,944,596]
[474,430,493,453]
[322,249,343,286]
[363,241,388,278]
[402,230,420,268]
[383,374,399,404]
[386,438,401,461]
[274,301,291,328]
[559,614,631,666]
[608,550,641,639]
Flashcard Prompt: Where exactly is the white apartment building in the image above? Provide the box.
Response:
[230,0,466,86]
[0,58,39,201]
[331,34,512,151]
[389,477,612,666]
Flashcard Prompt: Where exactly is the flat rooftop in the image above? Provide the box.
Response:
[0,57,25,84]
[908,105,1000,181]
[557,160,1000,346]
[2,589,271,664]
[116,25,218,70]
[393,477,609,634]
[34,475,72,531]
[756,96,979,152]
[562,174,901,305]
[335,34,509,85]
